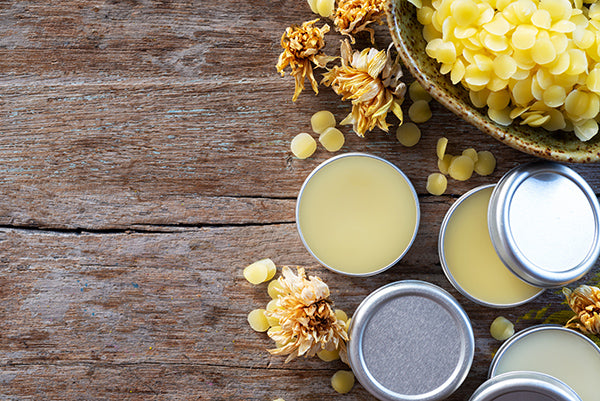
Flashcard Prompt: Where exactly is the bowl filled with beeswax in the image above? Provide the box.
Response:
[386,0,600,162]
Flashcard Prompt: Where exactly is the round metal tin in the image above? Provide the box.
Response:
[438,185,544,308]
[296,153,420,276]
[469,372,581,401]
[347,280,474,401]
[489,325,600,401]
[488,161,600,287]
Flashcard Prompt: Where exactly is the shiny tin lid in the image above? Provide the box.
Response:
[470,372,581,401]
[488,161,600,287]
[347,280,474,401]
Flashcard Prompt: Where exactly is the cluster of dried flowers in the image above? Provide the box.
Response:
[267,266,348,363]
[276,0,407,137]
[564,285,600,336]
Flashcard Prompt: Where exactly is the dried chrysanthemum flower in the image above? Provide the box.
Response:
[276,19,336,102]
[563,285,600,335]
[266,266,348,363]
[334,0,385,44]
[322,40,406,137]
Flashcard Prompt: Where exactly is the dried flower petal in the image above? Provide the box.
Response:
[334,0,386,43]
[276,19,336,101]
[322,40,406,136]
[563,285,600,335]
[266,266,348,363]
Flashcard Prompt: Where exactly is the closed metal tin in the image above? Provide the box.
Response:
[347,280,474,401]
[296,153,420,276]
[488,161,600,287]
[469,372,581,401]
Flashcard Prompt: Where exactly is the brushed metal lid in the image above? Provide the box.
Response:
[470,372,581,401]
[347,280,474,401]
[488,161,600,287]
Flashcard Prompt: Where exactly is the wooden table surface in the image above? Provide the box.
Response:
[2,1,600,400]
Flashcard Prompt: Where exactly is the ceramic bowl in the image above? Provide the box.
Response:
[385,0,600,163]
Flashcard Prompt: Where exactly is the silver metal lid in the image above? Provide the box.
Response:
[470,372,581,401]
[347,280,474,401]
[488,161,600,287]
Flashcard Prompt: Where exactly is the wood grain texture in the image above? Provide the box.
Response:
[1,0,600,400]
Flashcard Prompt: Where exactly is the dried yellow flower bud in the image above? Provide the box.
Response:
[564,285,600,335]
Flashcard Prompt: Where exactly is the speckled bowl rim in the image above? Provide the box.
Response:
[385,0,600,163]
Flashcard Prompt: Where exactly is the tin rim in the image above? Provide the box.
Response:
[488,161,600,288]
[347,280,474,401]
[295,153,420,277]
[489,324,600,378]
[469,371,581,401]
[438,184,544,308]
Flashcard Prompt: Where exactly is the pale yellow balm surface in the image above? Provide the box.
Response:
[494,328,600,401]
[297,155,418,275]
[442,186,541,305]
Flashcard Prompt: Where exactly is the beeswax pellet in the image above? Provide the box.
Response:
[316,0,335,17]
[307,0,318,13]
[474,151,496,176]
[396,123,422,147]
[319,127,345,152]
[317,348,340,361]
[448,155,474,181]
[426,173,448,195]
[247,309,269,332]
[266,314,280,327]
[266,299,278,312]
[311,110,336,134]
[490,316,515,341]
[409,80,433,102]
[462,148,478,163]
[438,154,453,175]
[243,259,270,284]
[272,398,285,401]
[331,370,355,394]
[436,137,448,160]
[268,279,285,299]
[335,309,348,322]
[291,133,316,159]
[409,100,432,123]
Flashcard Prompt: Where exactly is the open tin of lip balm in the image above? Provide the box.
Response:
[347,280,474,401]
[489,325,600,401]
[296,153,419,276]
[439,161,600,307]
[469,372,581,401]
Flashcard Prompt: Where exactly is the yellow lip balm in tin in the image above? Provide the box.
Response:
[296,153,420,276]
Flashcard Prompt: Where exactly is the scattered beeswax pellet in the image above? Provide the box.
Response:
[272,398,285,401]
[319,127,345,152]
[408,100,432,123]
[448,155,474,181]
[291,133,316,159]
[248,309,270,332]
[426,173,448,195]
[267,325,281,336]
[409,80,433,102]
[462,148,478,163]
[316,0,335,17]
[317,348,340,361]
[474,151,496,176]
[263,258,276,281]
[396,123,421,147]
[243,259,270,284]
[311,110,336,134]
[268,279,285,299]
[490,316,515,341]
[438,154,453,175]
[331,370,355,394]
[436,137,448,160]
[335,309,348,322]
[266,299,278,312]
